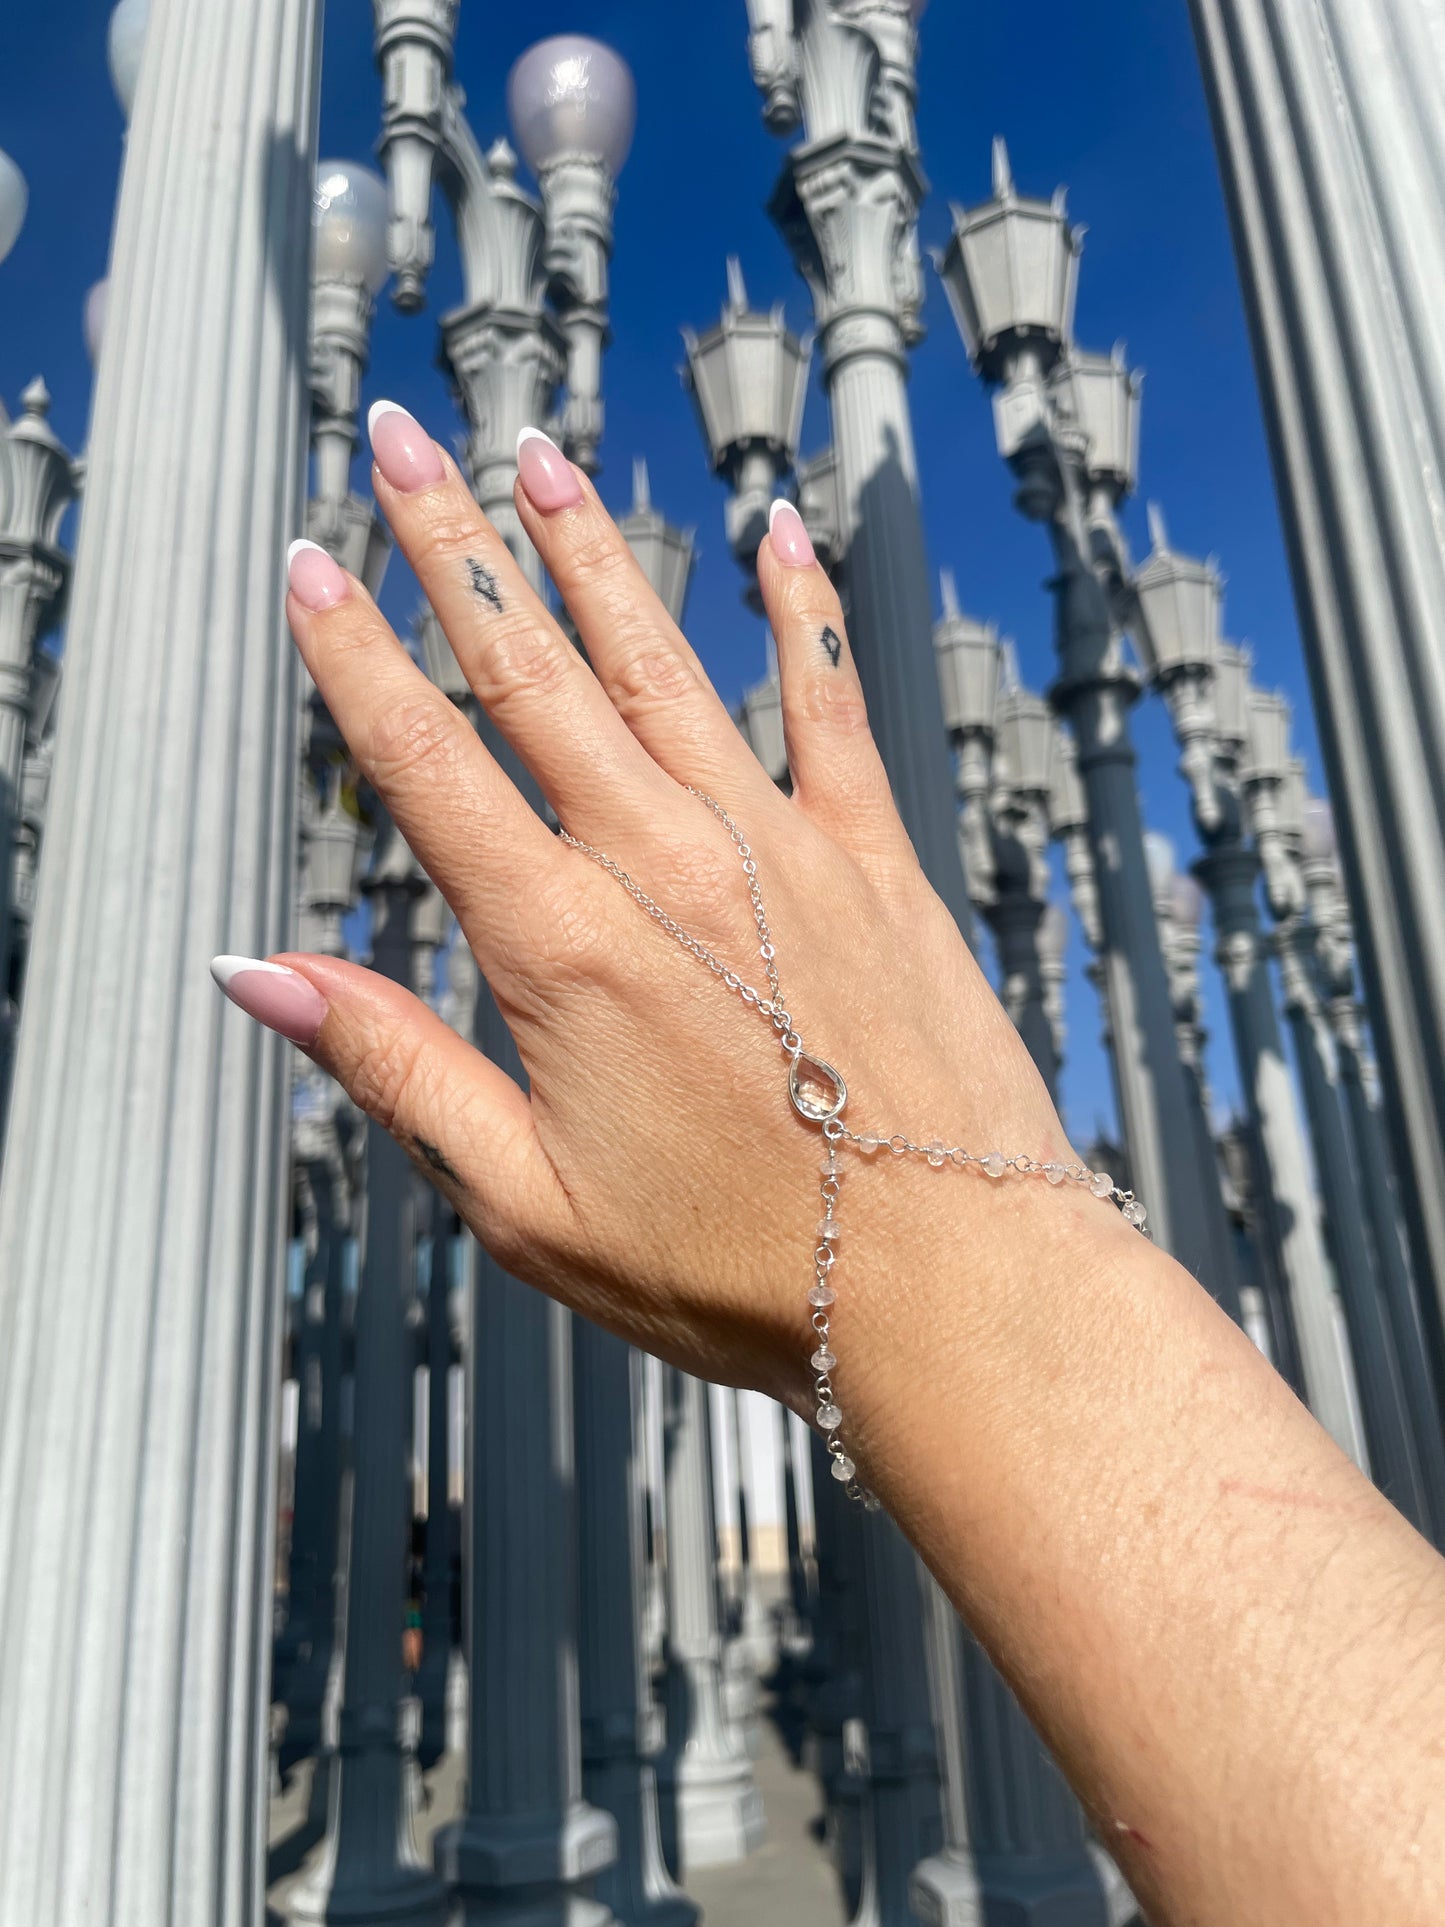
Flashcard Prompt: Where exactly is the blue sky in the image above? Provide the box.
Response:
[0,1,1326,1145]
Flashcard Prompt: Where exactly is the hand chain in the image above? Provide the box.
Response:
[558,789,1147,1507]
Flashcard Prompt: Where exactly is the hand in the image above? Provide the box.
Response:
[217,406,1118,1427]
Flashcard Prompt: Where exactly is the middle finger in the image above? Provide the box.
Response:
[366,400,679,840]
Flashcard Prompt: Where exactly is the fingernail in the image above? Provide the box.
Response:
[211,956,327,1047]
[286,539,349,612]
[769,499,817,569]
[516,426,583,512]
[368,399,445,493]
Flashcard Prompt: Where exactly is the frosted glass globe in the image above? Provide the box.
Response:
[313,162,390,295]
[1302,796,1336,862]
[108,0,150,119]
[507,36,636,177]
[1170,873,1205,932]
[84,279,110,364]
[0,149,26,266]
[1144,830,1176,897]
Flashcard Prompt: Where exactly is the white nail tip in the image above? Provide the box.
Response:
[367,398,410,439]
[286,538,327,568]
[210,955,293,991]
[768,498,797,531]
[516,425,559,457]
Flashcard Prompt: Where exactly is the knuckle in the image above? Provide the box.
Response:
[350,1025,436,1136]
[606,644,701,726]
[786,669,872,737]
[408,502,489,571]
[367,696,468,789]
[467,613,575,715]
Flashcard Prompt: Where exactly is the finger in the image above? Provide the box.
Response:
[366,402,679,837]
[757,503,915,871]
[210,952,569,1271]
[284,539,566,972]
[511,431,776,801]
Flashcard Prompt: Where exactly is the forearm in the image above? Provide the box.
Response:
[838,1175,1445,1927]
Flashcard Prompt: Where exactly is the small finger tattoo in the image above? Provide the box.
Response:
[414,1138,465,1189]
[820,624,843,667]
[466,556,503,612]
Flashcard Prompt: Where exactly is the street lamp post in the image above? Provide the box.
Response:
[752,0,973,936]
[683,258,811,581]
[0,379,78,1123]
[938,147,1217,1278]
[374,29,634,1923]
[308,162,394,591]
[0,0,319,1918]
[1186,0,1445,1371]
[923,613,1108,1927]
[1132,520,1350,1428]
[657,1370,766,1869]
[1299,807,1445,1538]
[289,829,446,1927]
[576,1328,700,1927]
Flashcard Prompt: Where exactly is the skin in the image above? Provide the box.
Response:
[274,432,1445,1927]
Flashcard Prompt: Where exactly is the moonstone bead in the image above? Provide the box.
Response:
[1043,1161,1066,1184]
[811,1347,837,1372]
[982,1151,1007,1178]
[1124,1199,1148,1228]
[1089,1171,1113,1198]
[807,1282,836,1307]
[830,1455,856,1482]
[820,1156,840,1177]
[817,1403,843,1431]
[926,1141,946,1166]
[816,1218,841,1240]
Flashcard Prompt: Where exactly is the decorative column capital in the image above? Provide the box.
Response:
[440,298,566,509]
[770,134,927,376]
[372,0,458,310]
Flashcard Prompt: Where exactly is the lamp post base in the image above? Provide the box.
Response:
[911,1846,1113,1927]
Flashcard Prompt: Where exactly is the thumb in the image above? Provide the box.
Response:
[210,951,562,1264]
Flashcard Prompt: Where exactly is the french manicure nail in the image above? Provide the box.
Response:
[368,398,446,493]
[516,426,584,512]
[286,539,350,612]
[211,956,327,1047]
[768,499,817,568]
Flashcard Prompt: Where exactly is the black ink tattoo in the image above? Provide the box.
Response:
[466,556,503,612]
[414,1138,465,1189]
[820,624,843,667]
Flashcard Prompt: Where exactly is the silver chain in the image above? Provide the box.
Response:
[559,788,1147,1507]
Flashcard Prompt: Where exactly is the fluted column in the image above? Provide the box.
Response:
[1187,0,1445,1361]
[1197,844,1359,1454]
[1048,549,1213,1272]
[771,131,970,934]
[657,1370,765,1870]
[575,1325,699,1927]
[291,859,445,1927]
[1274,925,1430,1524]
[414,1193,456,1773]
[0,3,315,1919]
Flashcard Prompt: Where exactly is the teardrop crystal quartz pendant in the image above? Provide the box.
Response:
[789,1051,847,1123]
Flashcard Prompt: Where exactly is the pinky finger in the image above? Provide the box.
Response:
[757,502,915,875]
[209,952,568,1269]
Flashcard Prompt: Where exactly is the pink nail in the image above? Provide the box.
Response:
[211,956,327,1047]
[768,500,817,569]
[287,539,350,612]
[368,399,445,493]
[516,426,583,512]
